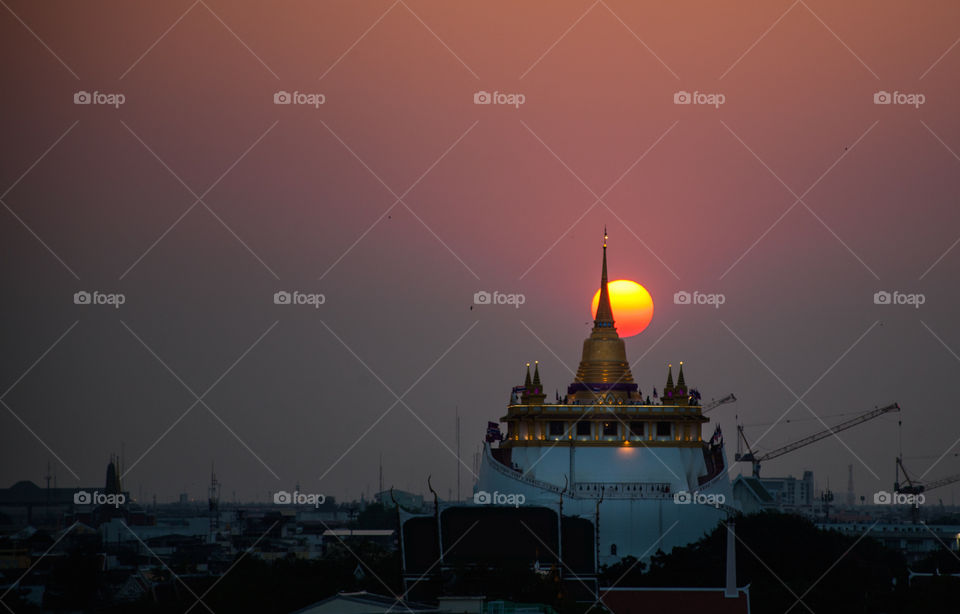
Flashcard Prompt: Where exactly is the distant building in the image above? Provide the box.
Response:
[0,456,148,529]
[0,481,80,528]
[374,489,424,511]
[321,529,396,553]
[760,471,814,508]
[818,521,960,563]
[66,456,153,528]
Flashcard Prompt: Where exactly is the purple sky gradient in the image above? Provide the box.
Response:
[1,0,959,504]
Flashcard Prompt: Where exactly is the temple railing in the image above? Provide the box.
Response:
[483,445,565,495]
[483,445,735,509]
[572,481,673,499]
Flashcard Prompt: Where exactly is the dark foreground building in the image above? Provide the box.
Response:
[398,502,750,612]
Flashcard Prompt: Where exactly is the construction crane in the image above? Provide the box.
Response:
[702,393,737,414]
[894,456,960,495]
[735,402,900,477]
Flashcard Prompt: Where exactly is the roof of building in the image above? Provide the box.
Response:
[0,481,84,505]
[289,591,438,613]
[600,586,751,614]
[322,529,394,537]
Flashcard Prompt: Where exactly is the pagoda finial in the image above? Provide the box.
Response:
[532,360,542,391]
[524,363,532,389]
[665,363,674,390]
[594,228,614,328]
[676,361,686,391]
[570,228,637,402]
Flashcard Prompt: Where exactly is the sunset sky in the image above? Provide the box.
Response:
[2,0,959,504]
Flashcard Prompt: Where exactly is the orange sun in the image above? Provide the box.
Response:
[591,280,654,337]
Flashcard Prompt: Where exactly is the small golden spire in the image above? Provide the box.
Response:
[525,361,546,404]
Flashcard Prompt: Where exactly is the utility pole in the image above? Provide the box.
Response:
[456,407,461,503]
[846,464,855,506]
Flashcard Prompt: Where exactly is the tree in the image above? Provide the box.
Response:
[628,513,914,612]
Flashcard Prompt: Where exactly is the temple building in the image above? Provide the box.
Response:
[476,232,736,565]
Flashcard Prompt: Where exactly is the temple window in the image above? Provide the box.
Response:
[656,421,671,437]
[629,422,644,437]
[602,422,618,436]
[549,421,565,436]
[576,421,591,436]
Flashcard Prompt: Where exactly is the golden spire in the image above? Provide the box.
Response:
[571,230,637,402]
[594,226,614,328]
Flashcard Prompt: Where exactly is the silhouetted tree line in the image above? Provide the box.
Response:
[599,512,959,614]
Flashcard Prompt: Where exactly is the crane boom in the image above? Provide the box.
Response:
[895,456,960,495]
[924,473,960,491]
[758,403,900,462]
[923,473,960,493]
[702,393,737,414]
[737,402,900,477]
